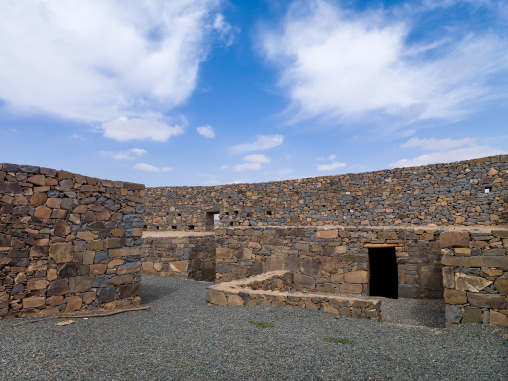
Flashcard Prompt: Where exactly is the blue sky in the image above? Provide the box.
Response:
[0,0,507,186]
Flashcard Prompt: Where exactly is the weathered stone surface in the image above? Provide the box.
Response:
[445,305,463,324]
[27,279,48,290]
[316,230,338,239]
[34,206,51,219]
[47,279,68,296]
[86,240,104,251]
[205,289,227,305]
[339,283,363,294]
[344,271,368,284]
[65,296,82,313]
[299,258,321,276]
[440,231,469,248]
[442,267,455,288]
[444,289,467,305]
[490,310,508,326]
[119,283,140,299]
[58,263,77,278]
[23,297,45,309]
[169,261,188,273]
[467,293,507,309]
[227,294,244,306]
[294,273,315,289]
[69,276,94,293]
[30,193,47,206]
[462,307,483,324]
[455,274,492,292]
[265,256,284,271]
[49,242,74,263]
[493,276,508,294]
[109,247,140,257]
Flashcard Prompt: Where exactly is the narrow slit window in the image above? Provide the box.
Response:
[188,225,194,230]
[484,186,492,193]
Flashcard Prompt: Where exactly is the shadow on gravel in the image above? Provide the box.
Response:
[140,281,177,305]
[405,299,446,328]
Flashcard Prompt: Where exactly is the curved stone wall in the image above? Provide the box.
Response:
[145,155,507,231]
[0,163,144,319]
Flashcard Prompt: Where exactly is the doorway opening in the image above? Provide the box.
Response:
[369,247,398,299]
[205,210,220,230]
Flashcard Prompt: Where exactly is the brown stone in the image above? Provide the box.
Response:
[119,283,141,299]
[48,295,64,306]
[299,258,321,276]
[169,261,188,272]
[294,273,315,289]
[490,310,508,326]
[34,205,51,219]
[323,303,339,314]
[54,220,69,236]
[467,293,507,309]
[227,294,244,306]
[265,256,284,271]
[494,277,508,294]
[116,262,141,275]
[440,231,469,248]
[23,296,45,308]
[47,279,69,296]
[442,267,455,288]
[83,291,96,304]
[462,307,483,324]
[206,289,227,305]
[106,237,124,249]
[456,274,492,292]
[110,275,134,285]
[69,276,94,293]
[339,283,363,294]
[444,289,467,304]
[77,232,97,241]
[27,279,48,290]
[216,247,234,259]
[46,198,62,209]
[65,296,82,313]
[49,242,74,263]
[82,211,96,223]
[345,271,368,284]
[28,175,46,186]
[316,230,338,239]
[109,247,140,257]
[90,264,107,275]
[420,269,443,289]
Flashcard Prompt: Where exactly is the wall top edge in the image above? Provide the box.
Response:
[0,163,145,190]
[148,154,508,190]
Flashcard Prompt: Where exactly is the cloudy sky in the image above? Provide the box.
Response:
[0,0,507,186]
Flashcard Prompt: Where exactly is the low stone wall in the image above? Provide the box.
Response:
[206,270,381,321]
[141,232,215,281]
[441,230,508,326]
[0,163,144,319]
[214,225,444,299]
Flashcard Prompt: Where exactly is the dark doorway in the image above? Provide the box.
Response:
[369,247,398,299]
[205,210,220,230]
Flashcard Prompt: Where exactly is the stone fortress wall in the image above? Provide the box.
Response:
[145,155,507,231]
[0,163,144,319]
[142,155,507,326]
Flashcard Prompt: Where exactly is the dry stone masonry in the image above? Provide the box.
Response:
[145,155,507,231]
[0,163,144,319]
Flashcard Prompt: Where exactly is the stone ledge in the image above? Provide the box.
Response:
[206,271,381,322]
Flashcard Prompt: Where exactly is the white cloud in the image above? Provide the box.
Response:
[196,124,215,138]
[100,148,147,160]
[133,163,172,172]
[213,13,238,47]
[0,1,222,122]
[231,135,284,153]
[233,154,271,172]
[101,117,184,142]
[220,165,230,170]
[392,137,506,167]
[317,154,336,160]
[317,161,346,171]
[260,0,508,124]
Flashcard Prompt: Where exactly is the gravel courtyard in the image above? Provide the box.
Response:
[1,275,506,381]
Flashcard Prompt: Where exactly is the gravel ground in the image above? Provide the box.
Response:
[1,276,506,381]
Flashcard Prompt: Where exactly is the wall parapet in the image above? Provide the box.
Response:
[145,155,507,231]
[0,163,145,319]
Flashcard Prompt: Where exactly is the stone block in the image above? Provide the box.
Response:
[440,231,469,248]
[34,206,51,219]
[398,285,422,299]
[299,258,321,276]
[119,283,141,299]
[339,283,362,294]
[69,276,94,293]
[345,271,368,284]
[47,279,68,296]
[467,293,507,309]
[117,262,141,275]
[49,242,74,264]
[494,277,508,294]
[65,296,82,313]
[109,247,140,257]
[90,264,107,275]
[323,303,339,314]
[462,307,483,324]
[456,273,492,292]
[445,305,463,324]
[265,256,284,271]
[23,297,45,309]
[30,193,47,207]
[444,289,467,305]
[57,262,77,278]
[216,247,234,259]
[170,261,188,272]
[227,294,244,306]
[335,246,347,254]
[492,230,508,239]
[110,275,134,285]
[48,296,64,306]
[83,291,96,304]
[316,230,338,239]
[294,273,315,289]
[420,269,443,289]
[442,267,455,288]
[206,289,227,305]
[27,279,48,290]
[106,237,124,249]
[86,240,104,251]
[490,310,508,326]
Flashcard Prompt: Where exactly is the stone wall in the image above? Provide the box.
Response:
[0,163,145,319]
[441,230,508,326]
[141,233,215,281]
[213,225,444,299]
[206,270,381,321]
[145,155,507,231]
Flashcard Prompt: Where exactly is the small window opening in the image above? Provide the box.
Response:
[484,186,492,193]
[171,225,177,230]
[230,222,234,226]
[234,210,239,215]
[247,212,253,217]
[266,210,272,216]
[225,212,229,215]
[178,213,182,216]
[205,211,220,230]
[188,225,195,230]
